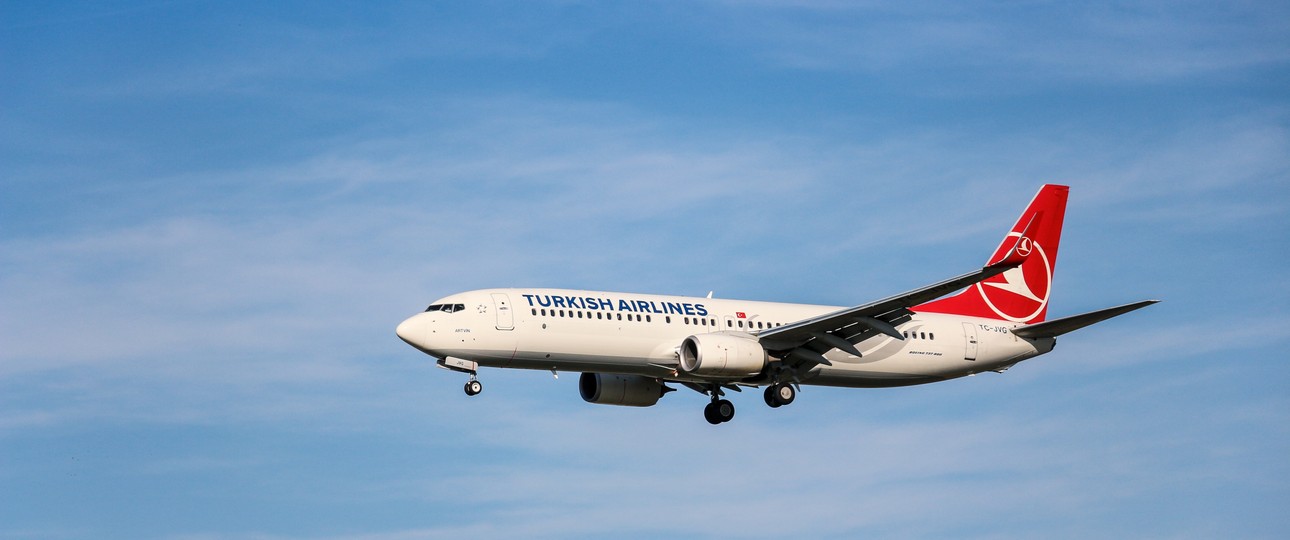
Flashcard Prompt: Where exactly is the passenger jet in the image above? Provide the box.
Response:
[396,185,1157,424]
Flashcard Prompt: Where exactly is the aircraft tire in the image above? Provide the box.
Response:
[715,399,735,423]
[772,383,795,406]
[763,386,782,408]
[465,380,482,396]
[703,402,722,424]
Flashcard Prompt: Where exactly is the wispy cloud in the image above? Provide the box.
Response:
[4,3,1288,533]
[713,1,1290,85]
[5,95,1285,377]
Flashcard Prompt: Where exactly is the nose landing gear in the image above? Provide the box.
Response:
[464,374,482,396]
[437,357,483,397]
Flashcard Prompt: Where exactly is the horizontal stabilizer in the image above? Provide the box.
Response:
[1012,300,1159,339]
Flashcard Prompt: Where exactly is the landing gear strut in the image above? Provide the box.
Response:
[763,382,795,408]
[703,385,735,424]
[463,374,482,396]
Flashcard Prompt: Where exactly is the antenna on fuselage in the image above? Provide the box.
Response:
[706,291,714,298]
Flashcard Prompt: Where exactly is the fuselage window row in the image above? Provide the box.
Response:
[529,307,784,329]
[530,308,653,323]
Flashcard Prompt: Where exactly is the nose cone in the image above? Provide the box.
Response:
[396,313,430,351]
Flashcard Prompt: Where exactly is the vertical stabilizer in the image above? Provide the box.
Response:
[914,184,1068,324]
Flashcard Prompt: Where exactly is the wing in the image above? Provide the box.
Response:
[757,211,1038,367]
[756,259,1022,366]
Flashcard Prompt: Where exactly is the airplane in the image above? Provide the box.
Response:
[396,184,1157,424]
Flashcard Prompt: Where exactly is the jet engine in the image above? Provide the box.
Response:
[578,373,667,407]
[679,332,768,378]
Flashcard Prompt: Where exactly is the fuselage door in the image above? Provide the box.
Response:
[962,322,978,361]
[491,293,514,331]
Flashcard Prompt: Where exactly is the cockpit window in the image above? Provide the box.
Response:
[425,303,466,313]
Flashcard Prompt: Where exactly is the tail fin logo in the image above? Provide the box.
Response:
[1015,236,1033,257]
[911,184,1066,324]
[978,233,1052,322]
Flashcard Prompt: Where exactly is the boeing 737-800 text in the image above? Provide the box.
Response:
[396,184,1157,424]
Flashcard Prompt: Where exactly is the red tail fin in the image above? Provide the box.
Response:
[914,184,1069,324]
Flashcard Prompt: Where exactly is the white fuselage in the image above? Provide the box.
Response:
[396,288,1055,388]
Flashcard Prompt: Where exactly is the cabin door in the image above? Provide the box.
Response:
[962,322,978,361]
[491,293,514,330]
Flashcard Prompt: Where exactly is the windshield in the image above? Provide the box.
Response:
[425,303,465,313]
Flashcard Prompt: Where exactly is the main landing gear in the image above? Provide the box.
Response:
[701,384,736,425]
[463,374,482,396]
[704,398,735,425]
[763,382,795,408]
[699,382,797,424]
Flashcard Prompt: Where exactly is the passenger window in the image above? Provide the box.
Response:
[929,333,934,340]
[665,316,671,323]
[920,332,926,339]
[646,315,652,323]
[727,320,733,328]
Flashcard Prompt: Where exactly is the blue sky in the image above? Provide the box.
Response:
[2,1,1288,538]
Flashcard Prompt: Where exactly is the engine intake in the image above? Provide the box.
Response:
[679,333,768,378]
[579,373,667,407]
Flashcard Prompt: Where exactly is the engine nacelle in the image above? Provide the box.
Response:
[679,332,768,378]
[579,373,666,407]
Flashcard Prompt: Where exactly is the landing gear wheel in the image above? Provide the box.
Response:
[703,399,736,424]
[464,379,483,396]
[772,382,795,406]
[714,399,735,422]
[763,386,782,408]
[704,402,722,424]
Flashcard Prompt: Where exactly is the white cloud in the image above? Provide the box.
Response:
[5,96,1285,378]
